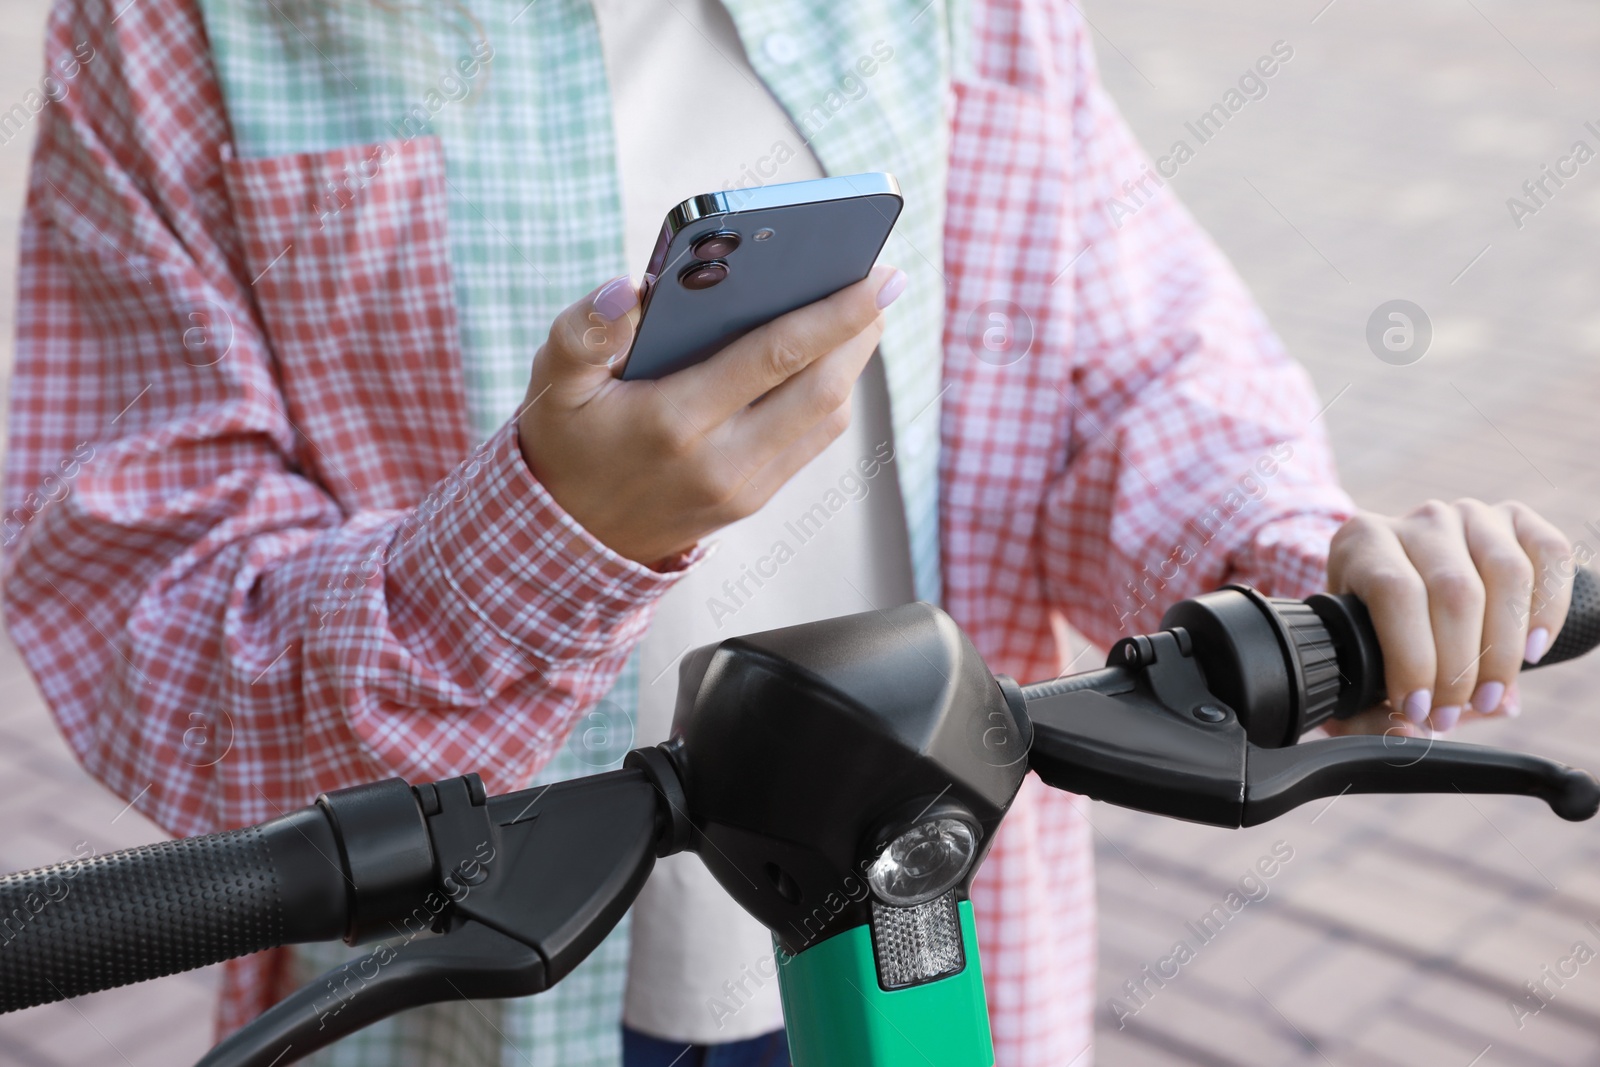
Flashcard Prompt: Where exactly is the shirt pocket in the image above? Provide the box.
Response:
[223,134,473,511]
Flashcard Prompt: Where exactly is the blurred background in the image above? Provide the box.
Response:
[2,0,1600,1064]
[1089,1,1600,1065]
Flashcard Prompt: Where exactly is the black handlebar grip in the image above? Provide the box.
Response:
[1535,565,1600,668]
[1301,565,1600,730]
[0,805,348,1014]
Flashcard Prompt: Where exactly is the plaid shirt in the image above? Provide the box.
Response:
[2,0,1354,1063]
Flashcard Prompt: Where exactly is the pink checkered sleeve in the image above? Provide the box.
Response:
[0,0,692,846]
[1039,15,1354,648]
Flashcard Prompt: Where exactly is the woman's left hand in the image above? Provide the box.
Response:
[1325,498,1574,737]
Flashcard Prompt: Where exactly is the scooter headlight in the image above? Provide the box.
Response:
[866,817,977,907]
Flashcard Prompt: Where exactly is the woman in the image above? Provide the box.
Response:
[1,0,1570,1064]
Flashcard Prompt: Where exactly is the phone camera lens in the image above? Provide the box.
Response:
[679,260,729,290]
[691,231,741,260]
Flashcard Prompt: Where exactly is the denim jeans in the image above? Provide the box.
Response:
[621,1026,790,1067]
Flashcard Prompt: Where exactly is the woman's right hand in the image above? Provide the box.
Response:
[517,265,907,566]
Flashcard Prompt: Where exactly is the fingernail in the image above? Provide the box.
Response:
[875,268,908,309]
[1402,689,1432,725]
[593,275,637,321]
[1503,699,1522,718]
[1432,704,1462,732]
[1471,680,1505,714]
[1525,626,1551,665]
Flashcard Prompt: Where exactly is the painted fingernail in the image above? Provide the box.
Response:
[875,268,908,309]
[1525,626,1551,665]
[1503,698,1522,718]
[592,275,637,321]
[1471,680,1505,714]
[1402,689,1432,725]
[1432,704,1462,732]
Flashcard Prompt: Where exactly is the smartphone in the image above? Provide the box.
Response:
[619,172,903,381]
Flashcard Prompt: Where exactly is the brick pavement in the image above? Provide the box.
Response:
[1,0,1600,1065]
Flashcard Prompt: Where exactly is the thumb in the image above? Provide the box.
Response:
[535,275,641,396]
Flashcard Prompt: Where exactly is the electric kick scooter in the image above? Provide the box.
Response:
[3,575,1599,1066]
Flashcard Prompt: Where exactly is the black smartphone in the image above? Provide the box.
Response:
[619,172,903,381]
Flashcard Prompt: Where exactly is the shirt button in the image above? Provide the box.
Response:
[763,32,800,65]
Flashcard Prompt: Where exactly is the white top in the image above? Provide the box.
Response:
[589,0,917,1044]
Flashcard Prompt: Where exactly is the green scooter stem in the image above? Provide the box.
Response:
[777,901,994,1067]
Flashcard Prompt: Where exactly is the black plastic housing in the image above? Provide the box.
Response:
[664,602,1031,955]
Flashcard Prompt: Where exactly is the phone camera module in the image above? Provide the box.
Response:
[691,231,741,260]
[679,260,730,291]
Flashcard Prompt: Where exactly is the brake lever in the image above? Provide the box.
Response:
[199,919,544,1067]
[1242,734,1600,824]
[1023,590,1600,828]
[198,770,664,1067]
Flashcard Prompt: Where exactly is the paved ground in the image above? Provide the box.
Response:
[1,0,1599,1065]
